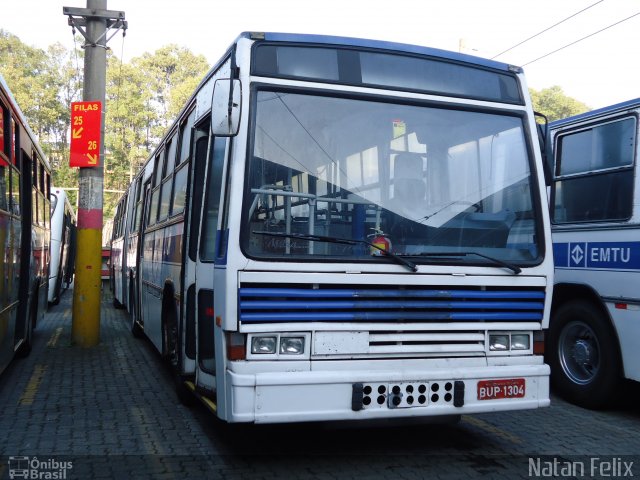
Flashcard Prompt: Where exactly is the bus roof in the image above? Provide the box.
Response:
[240,32,520,73]
[550,97,640,129]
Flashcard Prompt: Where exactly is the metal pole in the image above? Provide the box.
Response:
[72,0,106,347]
[64,1,126,347]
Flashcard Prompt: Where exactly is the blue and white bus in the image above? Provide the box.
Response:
[548,98,640,408]
[112,32,553,423]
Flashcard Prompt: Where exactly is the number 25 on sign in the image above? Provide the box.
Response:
[69,101,101,168]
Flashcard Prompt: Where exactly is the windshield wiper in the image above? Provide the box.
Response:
[252,231,417,272]
[405,251,521,274]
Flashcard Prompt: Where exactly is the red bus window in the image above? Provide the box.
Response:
[0,105,5,154]
[10,119,16,165]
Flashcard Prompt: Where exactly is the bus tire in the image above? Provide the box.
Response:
[162,300,179,369]
[130,305,144,338]
[131,313,143,338]
[129,285,143,338]
[547,300,620,409]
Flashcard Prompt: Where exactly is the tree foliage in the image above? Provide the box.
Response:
[0,31,210,220]
[530,86,590,122]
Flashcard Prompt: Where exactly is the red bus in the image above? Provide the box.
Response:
[0,74,51,374]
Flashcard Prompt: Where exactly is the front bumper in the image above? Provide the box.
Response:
[225,362,550,423]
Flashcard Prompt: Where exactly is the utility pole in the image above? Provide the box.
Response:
[64,1,126,347]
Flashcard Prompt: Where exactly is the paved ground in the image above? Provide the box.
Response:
[0,287,638,479]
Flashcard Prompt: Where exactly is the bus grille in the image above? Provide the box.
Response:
[238,285,545,324]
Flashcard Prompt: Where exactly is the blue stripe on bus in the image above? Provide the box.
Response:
[240,300,544,311]
[240,311,543,322]
[239,288,545,299]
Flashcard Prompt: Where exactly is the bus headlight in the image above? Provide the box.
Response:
[489,334,510,351]
[488,332,532,354]
[251,336,277,354]
[511,334,530,350]
[280,336,305,355]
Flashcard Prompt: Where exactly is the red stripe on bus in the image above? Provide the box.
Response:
[76,209,103,229]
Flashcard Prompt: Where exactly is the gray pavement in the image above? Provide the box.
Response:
[0,287,638,479]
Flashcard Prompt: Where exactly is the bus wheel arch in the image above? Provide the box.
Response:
[548,284,622,408]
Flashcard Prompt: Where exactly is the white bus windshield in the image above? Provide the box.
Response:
[242,91,541,265]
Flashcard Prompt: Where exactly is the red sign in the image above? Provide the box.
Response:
[70,101,101,167]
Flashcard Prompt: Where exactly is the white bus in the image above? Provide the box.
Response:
[112,32,554,423]
[548,98,640,408]
[48,187,76,305]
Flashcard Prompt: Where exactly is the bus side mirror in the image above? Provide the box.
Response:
[211,78,242,137]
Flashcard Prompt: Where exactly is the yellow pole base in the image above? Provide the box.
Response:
[72,228,102,347]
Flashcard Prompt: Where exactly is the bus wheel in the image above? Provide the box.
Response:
[547,300,620,409]
[162,306,179,369]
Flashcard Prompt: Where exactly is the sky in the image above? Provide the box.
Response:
[3,0,640,110]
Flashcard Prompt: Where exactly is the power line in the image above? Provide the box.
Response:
[492,0,605,59]
[522,10,640,66]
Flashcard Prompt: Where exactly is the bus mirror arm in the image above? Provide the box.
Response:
[211,78,242,137]
[534,111,553,186]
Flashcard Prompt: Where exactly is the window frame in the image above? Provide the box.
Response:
[552,114,637,224]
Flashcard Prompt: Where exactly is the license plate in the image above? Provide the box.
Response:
[477,378,525,400]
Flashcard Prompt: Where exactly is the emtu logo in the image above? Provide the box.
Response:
[570,244,585,266]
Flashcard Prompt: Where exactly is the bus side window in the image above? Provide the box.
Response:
[39,162,45,193]
[553,117,636,223]
[171,110,195,216]
[148,188,160,226]
[10,167,19,215]
[32,188,38,225]
[0,104,7,210]
[0,102,5,155]
[32,154,37,188]
[178,110,195,167]
[133,178,143,232]
[199,137,227,262]
[159,136,177,221]
[0,163,7,212]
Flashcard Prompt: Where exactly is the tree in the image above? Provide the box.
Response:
[0,30,82,205]
[101,46,209,218]
[134,45,209,141]
[530,86,590,122]
[1,31,213,220]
